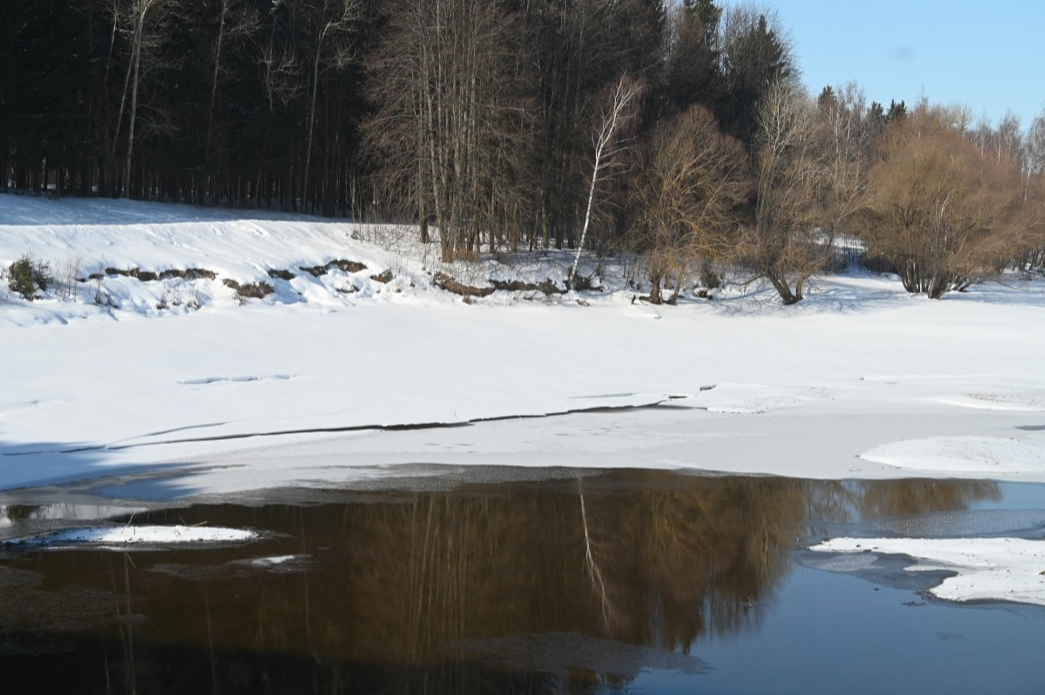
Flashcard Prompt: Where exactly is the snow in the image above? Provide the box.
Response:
[3,194,1045,490]
[860,436,1045,474]
[810,538,1045,606]
[250,554,296,566]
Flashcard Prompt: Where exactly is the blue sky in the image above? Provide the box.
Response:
[768,0,1045,129]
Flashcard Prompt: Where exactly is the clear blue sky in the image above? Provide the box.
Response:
[767,0,1045,129]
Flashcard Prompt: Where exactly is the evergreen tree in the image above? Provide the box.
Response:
[886,99,907,123]
[719,5,794,147]
[817,85,836,110]
[664,0,723,115]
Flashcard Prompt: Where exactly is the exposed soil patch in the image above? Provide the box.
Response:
[434,273,565,298]
[222,279,274,299]
[90,267,216,282]
[105,267,157,282]
[162,268,216,281]
[299,260,368,276]
[266,268,295,281]
[371,270,394,284]
[433,272,495,298]
[491,278,563,296]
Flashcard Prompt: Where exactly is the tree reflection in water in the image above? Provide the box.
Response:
[0,472,1000,693]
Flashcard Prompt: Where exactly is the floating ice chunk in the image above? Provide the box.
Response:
[3,525,257,548]
[811,537,1045,606]
[250,554,296,566]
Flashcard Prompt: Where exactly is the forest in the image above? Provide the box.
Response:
[2,0,1045,302]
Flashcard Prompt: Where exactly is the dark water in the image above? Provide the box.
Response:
[1,470,1043,694]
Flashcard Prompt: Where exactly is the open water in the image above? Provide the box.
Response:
[0,468,1043,694]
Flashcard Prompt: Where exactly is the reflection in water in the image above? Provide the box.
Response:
[0,502,147,529]
[0,472,1001,693]
[851,480,1002,518]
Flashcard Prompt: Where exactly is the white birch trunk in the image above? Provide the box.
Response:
[567,77,640,291]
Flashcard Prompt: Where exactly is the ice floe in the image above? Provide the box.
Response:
[811,537,1045,606]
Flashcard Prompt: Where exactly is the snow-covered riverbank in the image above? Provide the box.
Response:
[3,194,1045,605]
[3,194,1045,495]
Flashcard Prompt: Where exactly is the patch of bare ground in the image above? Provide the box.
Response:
[434,272,565,299]
[87,267,216,282]
[222,279,274,300]
[299,260,368,276]
[266,268,295,281]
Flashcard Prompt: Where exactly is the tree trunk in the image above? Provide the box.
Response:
[204,0,229,206]
[648,270,663,304]
[768,272,800,305]
[667,268,685,305]
[303,38,323,211]
[124,1,148,199]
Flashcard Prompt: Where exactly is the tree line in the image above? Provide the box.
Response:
[2,0,1043,301]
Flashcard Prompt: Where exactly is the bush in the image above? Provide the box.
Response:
[8,254,52,300]
[699,262,721,290]
[222,278,273,301]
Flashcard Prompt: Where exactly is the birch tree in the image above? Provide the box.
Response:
[566,76,643,291]
[1018,110,1045,269]
[815,83,876,258]
[1023,109,1045,178]
[521,0,663,252]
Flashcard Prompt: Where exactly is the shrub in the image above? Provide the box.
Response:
[699,261,721,290]
[8,254,52,300]
[222,278,274,301]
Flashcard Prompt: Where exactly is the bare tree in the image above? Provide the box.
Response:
[298,0,360,211]
[630,105,749,304]
[1023,109,1045,177]
[863,104,1020,298]
[738,80,825,305]
[259,37,302,114]
[112,0,178,197]
[993,112,1024,169]
[567,75,643,291]
[366,0,532,262]
[1018,110,1045,270]
[521,0,663,252]
[968,111,1023,171]
[1015,171,1045,271]
[815,83,876,249]
[202,0,259,203]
